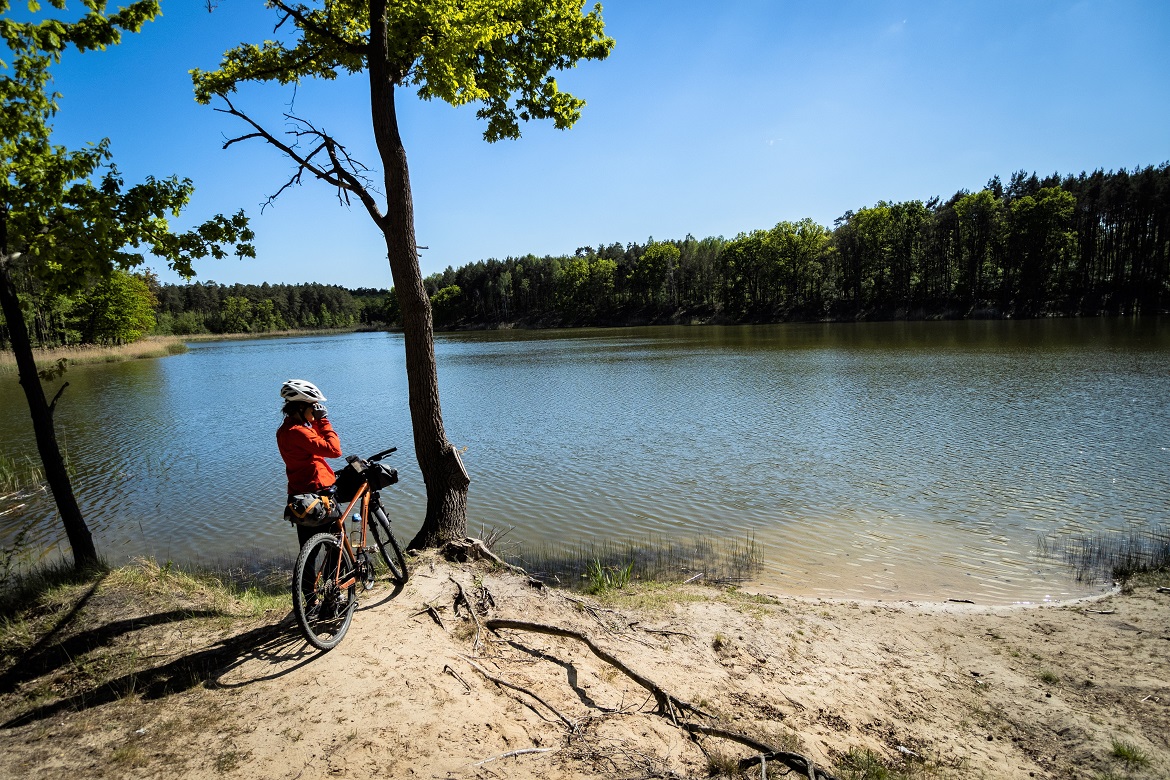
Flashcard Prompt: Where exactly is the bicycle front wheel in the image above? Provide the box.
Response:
[369,506,409,585]
[292,532,357,650]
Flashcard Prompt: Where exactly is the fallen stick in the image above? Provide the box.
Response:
[415,603,447,631]
[631,622,697,640]
[460,655,575,729]
[443,664,471,694]
[472,747,554,766]
[683,572,704,584]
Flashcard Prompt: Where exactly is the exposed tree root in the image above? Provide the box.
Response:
[486,618,712,721]
[484,617,839,780]
[440,538,526,575]
[450,576,486,653]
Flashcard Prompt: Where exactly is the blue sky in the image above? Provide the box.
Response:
[31,1,1170,288]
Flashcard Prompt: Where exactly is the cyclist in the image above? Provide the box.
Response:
[277,379,343,550]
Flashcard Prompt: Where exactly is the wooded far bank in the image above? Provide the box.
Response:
[2,163,1167,350]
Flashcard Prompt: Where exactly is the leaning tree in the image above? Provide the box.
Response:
[1,0,254,569]
[193,0,613,548]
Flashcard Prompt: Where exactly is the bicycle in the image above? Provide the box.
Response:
[292,446,409,650]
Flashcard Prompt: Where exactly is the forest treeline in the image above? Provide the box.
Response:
[152,282,395,335]
[2,163,1166,350]
[0,276,396,349]
[422,164,1170,327]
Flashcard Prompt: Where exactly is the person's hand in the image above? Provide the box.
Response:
[312,403,329,419]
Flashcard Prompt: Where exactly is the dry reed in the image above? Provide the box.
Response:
[508,534,763,590]
[1039,524,1170,583]
[0,337,187,372]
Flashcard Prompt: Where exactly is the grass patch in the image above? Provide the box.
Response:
[0,556,107,617]
[1038,669,1059,685]
[704,745,743,777]
[837,747,941,780]
[587,579,712,611]
[510,534,763,592]
[1039,524,1169,584]
[110,742,148,768]
[1111,738,1150,768]
[106,557,290,618]
[0,553,289,629]
[840,748,898,780]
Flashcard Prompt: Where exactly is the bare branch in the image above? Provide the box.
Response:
[212,95,385,224]
[47,381,68,416]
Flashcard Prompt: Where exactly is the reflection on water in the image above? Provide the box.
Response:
[1,319,1167,604]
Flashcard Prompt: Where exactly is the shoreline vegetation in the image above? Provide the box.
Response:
[0,327,387,372]
[0,336,190,372]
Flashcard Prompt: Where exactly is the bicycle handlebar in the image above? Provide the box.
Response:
[369,447,397,462]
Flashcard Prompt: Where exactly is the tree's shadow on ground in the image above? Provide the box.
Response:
[1,611,315,728]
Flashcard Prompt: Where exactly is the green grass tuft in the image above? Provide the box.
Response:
[584,558,633,594]
[1110,738,1150,768]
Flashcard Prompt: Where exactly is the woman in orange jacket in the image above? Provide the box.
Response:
[277,379,342,549]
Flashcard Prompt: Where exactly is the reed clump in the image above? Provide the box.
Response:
[175,548,294,598]
[508,534,763,592]
[0,452,46,494]
[1039,524,1170,583]
[0,337,188,372]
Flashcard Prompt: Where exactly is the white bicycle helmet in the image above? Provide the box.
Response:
[280,379,327,404]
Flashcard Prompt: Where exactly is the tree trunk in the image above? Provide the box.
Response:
[368,0,469,549]
[0,227,99,569]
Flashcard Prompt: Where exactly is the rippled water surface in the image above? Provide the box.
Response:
[2,319,1167,603]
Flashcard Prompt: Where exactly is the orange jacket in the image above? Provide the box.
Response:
[277,417,342,495]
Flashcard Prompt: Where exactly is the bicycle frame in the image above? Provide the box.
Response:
[324,482,375,591]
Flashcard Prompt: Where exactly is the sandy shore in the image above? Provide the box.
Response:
[0,554,1166,779]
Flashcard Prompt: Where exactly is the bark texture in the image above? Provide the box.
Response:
[368,0,469,549]
[0,222,98,568]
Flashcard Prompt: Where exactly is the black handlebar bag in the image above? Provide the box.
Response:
[332,455,398,503]
[285,493,341,527]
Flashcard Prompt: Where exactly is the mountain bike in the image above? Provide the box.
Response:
[292,447,409,650]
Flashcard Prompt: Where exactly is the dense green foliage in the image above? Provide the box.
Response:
[0,0,253,570]
[0,278,393,347]
[0,0,254,350]
[152,281,394,335]
[422,165,1170,327]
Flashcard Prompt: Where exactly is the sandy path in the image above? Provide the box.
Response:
[1,556,1166,779]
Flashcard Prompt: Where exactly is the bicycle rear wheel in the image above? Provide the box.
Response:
[369,506,409,585]
[293,532,357,650]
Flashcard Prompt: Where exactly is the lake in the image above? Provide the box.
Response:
[1,319,1166,604]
